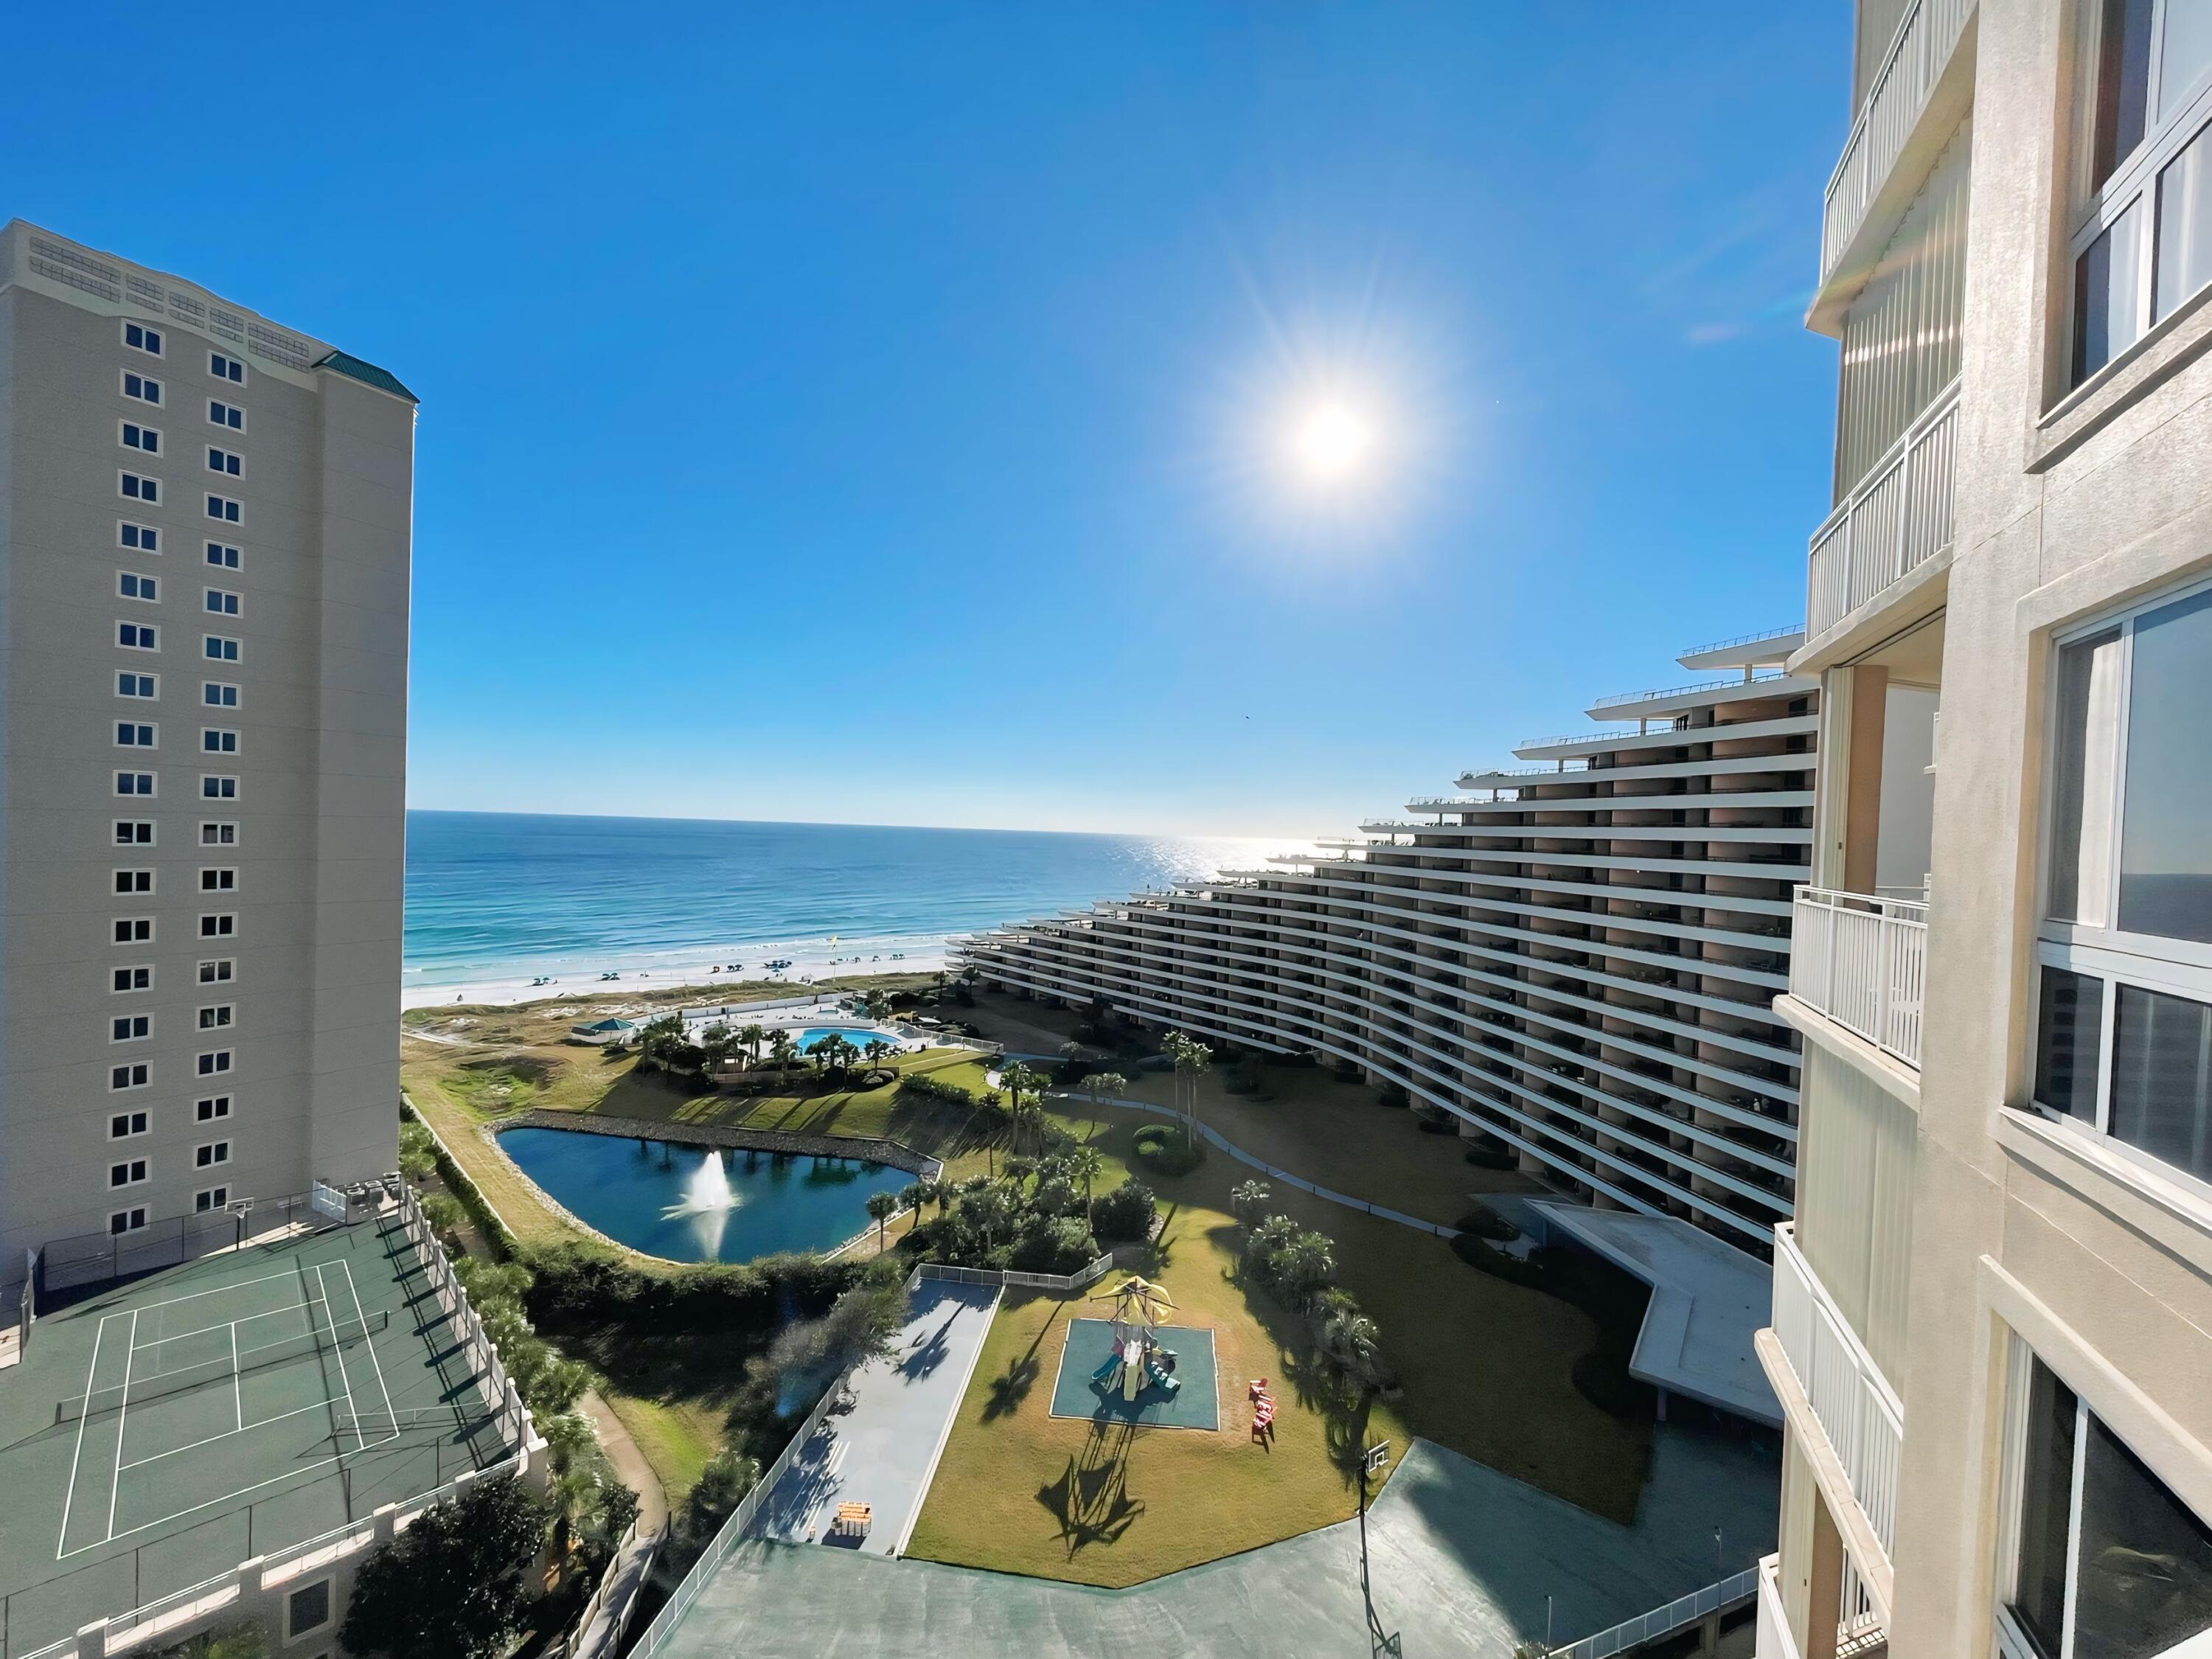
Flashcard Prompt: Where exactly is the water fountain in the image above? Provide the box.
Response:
[666,1148,739,1254]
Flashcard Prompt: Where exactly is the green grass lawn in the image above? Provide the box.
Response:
[904,1103,1654,1586]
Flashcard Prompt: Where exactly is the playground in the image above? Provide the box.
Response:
[0,1215,515,1655]
[1047,1276,1219,1433]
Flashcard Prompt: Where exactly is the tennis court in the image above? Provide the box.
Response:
[0,1212,518,1655]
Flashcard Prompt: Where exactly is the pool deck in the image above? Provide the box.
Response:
[658,1424,1779,1657]
[747,1278,1001,1554]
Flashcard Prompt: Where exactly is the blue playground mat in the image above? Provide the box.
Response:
[1048,1318,1220,1430]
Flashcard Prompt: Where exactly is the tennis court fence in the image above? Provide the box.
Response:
[53,1310,390,1425]
[37,1183,389,1301]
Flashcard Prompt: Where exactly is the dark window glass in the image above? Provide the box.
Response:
[2116,586,2212,942]
[2013,1360,2079,1659]
[2111,982,2212,1181]
[2073,1411,2212,1658]
[2077,205,2147,382]
[2094,0,2157,189]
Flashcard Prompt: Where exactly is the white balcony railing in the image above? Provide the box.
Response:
[1820,0,1975,282]
[1807,378,1959,638]
[1771,1222,1904,1564]
[1756,1555,1800,1659]
[1789,886,1928,1068]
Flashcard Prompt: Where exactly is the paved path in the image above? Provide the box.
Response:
[580,1387,669,1534]
[747,1278,1001,1554]
[657,1426,1778,1657]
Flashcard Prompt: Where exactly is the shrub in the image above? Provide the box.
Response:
[1009,1214,1098,1274]
[684,1447,762,1545]
[1131,1126,1204,1176]
[1375,1082,1409,1107]
[522,1245,858,1338]
[1415,1112,1458,1136]
[1464,1142,1518,1170]
[898,1070,979,1107]
[1453,1201,1522,1242]
[1091,1178,1157,1244]
[341,1476,551,1659]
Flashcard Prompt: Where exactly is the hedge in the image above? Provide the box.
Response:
[400,1097,520,1258]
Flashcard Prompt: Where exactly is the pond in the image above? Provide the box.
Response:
[498,1127,914,1263]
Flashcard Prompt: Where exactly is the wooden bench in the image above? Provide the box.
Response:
[832,1501,873,1537]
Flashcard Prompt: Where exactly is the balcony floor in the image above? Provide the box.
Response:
[1532,1203,1781,1425]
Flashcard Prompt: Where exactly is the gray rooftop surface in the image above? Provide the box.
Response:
[659,1423,1778,1657]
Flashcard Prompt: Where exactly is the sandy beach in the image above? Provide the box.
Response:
[398,931,953,1011]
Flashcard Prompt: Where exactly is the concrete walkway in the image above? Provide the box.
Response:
[747,1278,1001,1554]
[581,1387,669,1534]
[656,1425,1777,1657]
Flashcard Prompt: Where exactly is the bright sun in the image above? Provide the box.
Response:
[1290,401,1377,483]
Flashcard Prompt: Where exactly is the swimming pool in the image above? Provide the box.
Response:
[796,1024,899,1052]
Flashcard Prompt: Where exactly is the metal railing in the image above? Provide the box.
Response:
[1552,1567,1760,1659]
[1788,887,1928,1068]
[1820,0,1975,282]
[1807,377,1959,638]
[1771,1222,1903,1564]
[1757,1555,1799,1659]
[1677,623,1804,661]
[1589,673,1789,710]
[911,1254,1116,1293]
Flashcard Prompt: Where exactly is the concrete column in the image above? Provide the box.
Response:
[1803,1490,1845,1659]
[1842,666,1891,895]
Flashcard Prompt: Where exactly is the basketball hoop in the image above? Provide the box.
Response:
[1363,1441,1390,1476]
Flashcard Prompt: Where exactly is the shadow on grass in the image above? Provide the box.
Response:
[984,1295,1071,1422]
[1036,1419,1145,1557]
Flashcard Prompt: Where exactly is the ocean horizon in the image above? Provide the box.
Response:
[402,809,1297,1001]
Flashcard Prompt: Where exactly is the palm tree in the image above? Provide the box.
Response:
[1080,1070,1126,1143]
[899,1180,929,1218]
[863,1037,891,1077]
[964,1185,1015,1252]
[739,1023,768,1068]
[768,1029,796,1071]
[1319,1307,1386,1392]
[1279,1231,1337,1310]
[998,1060,1036,1153]
[865,1189,899,1252]
[1002,1155,1036,1195]
[1230,1179,1271,1231]
[1066,1144,1105,1226]
[1164,1033,1212,1150]
[978,1087,1004,1176]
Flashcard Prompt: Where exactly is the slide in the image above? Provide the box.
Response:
[1123,1354,1142,1401]
[1091,1353,1122,1387]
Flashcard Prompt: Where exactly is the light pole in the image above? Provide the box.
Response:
[1358,1441,1400,1657]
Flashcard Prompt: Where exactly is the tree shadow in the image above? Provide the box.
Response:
[983,1297,1068,1421]
[1034,1419,1145,1557]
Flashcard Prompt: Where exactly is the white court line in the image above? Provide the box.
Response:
[109,1265,302,1313]
[108,1310,138,1540]
[134,1300,312,1361]
[330,1260,397,1430]
[312,1265,361,1450]
[55,1312,112,1558]
[232,1321,243,1430]
[119,1400,332,1472]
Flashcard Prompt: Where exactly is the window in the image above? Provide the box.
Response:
[195,1141,232,1169]
[114,772,155,797]
[2003,1349,2212,1658]
[109,1064,147,1091]
[114,821,155,846]
[111,1015,150,1042]
[205,541,240,570]
[109,1207,147,1235]
[116,672,157,699]
[119,471,159,504]
[194,1186,232,1213]
[204,682,239,709]
[197,1004,233,1029]
[195,1094,232,1121]
[201,776,237,801]
[205,446,241,477]
[117,621,158,650]
[112,966,152,993]
[122,320,163,356]
[119,571,159,602]
[197,1050,232,1076]
[199,914,235,939]
[119,521,159,553]
[108,1159,148,1189]
[120,421,160,455]
[2067,0,2212,383]
[204,588,240,617]
[198,959,235,985]
[113,869,153,895]
[208,399,244,431]
[2037,577,2212,1190]
[205,494,240,524]
[200,868,236,892]
[209,351,245,384]
[202,729,238,755]
[114,723,156,748]
[200,823,237,848]
[285,1579,333,1641]
[204,636,239,662]
[109,1110,148,1139]
[113,917,153,944]
[122,370,161,406]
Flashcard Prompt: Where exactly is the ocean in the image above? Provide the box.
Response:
[401,810,1293,1003]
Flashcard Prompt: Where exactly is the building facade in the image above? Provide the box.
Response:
[0,221,415,1290]
[959,633,1818,1254]
[1757,1,2212,1655]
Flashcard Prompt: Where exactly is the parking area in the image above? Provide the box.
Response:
[745,1278,1000,1554]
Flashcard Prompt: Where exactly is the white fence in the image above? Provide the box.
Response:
[625,1368,850,1659]
[397,1182,535,1447]
[1789,887,1928,1068]
[910,1254,1116,1294]
[1771,1223,1903,1565]
[1819,0,1975,280]
[1552,1567,1760,1659]
[1807,378,1959,637]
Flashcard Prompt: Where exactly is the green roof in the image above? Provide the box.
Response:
[313,348,418,403]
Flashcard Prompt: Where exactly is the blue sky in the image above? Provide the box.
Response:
[10,3,1848,838]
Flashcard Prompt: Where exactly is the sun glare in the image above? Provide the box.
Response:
[1291,401,1377,482]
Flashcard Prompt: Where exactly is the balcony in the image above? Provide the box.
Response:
[1806,378,1958,639]
[1788,888,1927,1069]
[1770,1222,1902,1563]
[1818,0,1975,285]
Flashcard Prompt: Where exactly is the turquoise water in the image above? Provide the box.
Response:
[498,1128,911,1262]
[796,1025,894,1051]
[403,811,1284,990]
